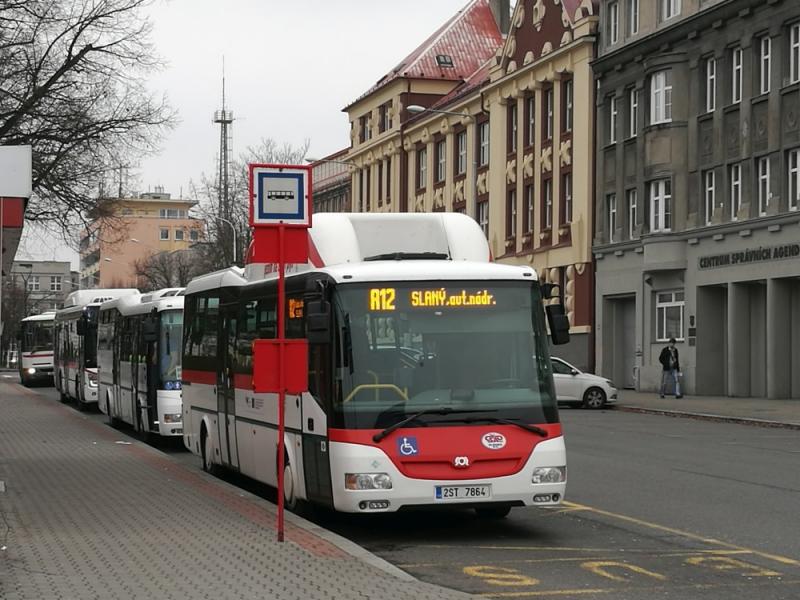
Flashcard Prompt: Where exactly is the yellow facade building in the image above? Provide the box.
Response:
[344,0,598,368]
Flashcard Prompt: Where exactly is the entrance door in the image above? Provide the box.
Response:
[620,298,636,388]
[217,303,239,469]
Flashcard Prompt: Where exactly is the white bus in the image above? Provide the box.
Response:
[97,288,184,437]
[54,289,138,409]
[182,213,570,517]
[18,311,56,386]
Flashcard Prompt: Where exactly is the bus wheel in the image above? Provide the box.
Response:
[475,505,512,519]
[74,377,85,411]
[283,461,298,512]
[201,427,217,475]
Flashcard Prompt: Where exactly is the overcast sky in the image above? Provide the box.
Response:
[19,0,471,267]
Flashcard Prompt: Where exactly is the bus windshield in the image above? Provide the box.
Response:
[332,281,558,429]
[23,321,54,353]
[159,310,183,386]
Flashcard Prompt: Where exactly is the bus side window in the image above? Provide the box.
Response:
[199,297,219,356]
[256,296,277,339]
[236,300,258,374]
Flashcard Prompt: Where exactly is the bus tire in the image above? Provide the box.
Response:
[283,459,298,512]
[201,426,218,475]
[74,377,86,411]
[107,396,119,427]
[475,505,512,519]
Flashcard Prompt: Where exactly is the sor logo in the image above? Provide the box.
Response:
[453,456,470,468]
[481,432,507,450]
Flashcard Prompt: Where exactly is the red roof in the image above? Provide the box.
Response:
[344,0,503,110]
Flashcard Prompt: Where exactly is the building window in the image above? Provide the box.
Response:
[435,140,446,184]
[377,162,384,205]
[608,1,619,45]
[523,184,534,233]
[160,228,169,240]
[456,130,467,176]
[732,46,742,104]
[543,178,553,230]
[650,70,672,124]
[386,102,393,130]
[478,121,490,167]
[660,0,680,21]
[609,95,618,143]
[417,147,427,189]
[386,159,391,201]
[525,95,535,146]
[730,163,742,221]
[190,230,200,242]
[50,275,62,292]
[544,87,554,140]
[656,291,685,342]
[378,104,387,133]
[791,24,800,84]
[789,149,800,211]
[175,229,185,241]
[627,0,639,35]
[649,179,672,232]
[629,88,638,137]
[365,168,371,212]
[607,193,617,243]
[359,115,371,143]
[562,173,573,223]
[563,79,573,132]
[506,189,517,239]
[477,200,489,237]
[507,102,518,152]
[704,170,716,225]
[627,189,638,239]
[28,276,40,292]
[759,36,771,95]
[705,57,716,112]
[757,156,770,216]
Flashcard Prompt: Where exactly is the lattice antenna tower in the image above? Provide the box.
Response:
[213,58,235,222]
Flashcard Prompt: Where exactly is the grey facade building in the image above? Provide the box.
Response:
[9,260,75,314]
[593,0,800,398]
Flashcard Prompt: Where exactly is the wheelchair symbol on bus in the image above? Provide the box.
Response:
[397,436,419,456]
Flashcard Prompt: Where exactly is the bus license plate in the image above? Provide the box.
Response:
[434,484,491,501]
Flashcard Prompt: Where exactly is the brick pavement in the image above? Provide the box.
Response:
[0,382,473,600]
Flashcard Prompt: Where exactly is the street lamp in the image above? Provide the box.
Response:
[406,105,479,223]
[216,216,237,265]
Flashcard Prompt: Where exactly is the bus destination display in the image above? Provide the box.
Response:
[369,287,497,311]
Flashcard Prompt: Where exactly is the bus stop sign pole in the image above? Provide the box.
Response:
[248,164,311,543]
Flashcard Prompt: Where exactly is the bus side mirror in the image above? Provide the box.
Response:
[142,317,158,343]
[306,300,331,344]
[546,304,571,346]
[76,317,86,336]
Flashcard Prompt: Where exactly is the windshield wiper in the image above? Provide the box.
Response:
[364,252,449,261]
[372,407,488,442]
[434,416,549,438]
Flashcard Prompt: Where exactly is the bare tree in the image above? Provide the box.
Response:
[0,0,176,238]
[190,137,310,273]
[132,248,202,292]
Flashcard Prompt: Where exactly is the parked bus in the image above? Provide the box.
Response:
[182,213,570,516]
[54,289,138,409]
[18,311,56,386]
[97,288,184,437]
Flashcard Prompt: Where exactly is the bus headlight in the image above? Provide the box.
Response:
[532,466,566,484]
[163,413,182,424]
[163,380,182,391]
[345,473,393,490]
[87,372,98,387]
[27,367,36,375]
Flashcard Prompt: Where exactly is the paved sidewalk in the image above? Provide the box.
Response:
[0,382,473,600]
[615,389,800,429]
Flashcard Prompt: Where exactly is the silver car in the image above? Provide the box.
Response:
[551,357,618,409]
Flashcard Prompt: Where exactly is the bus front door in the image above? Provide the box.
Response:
[217,304,239,469]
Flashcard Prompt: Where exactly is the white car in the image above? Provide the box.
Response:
[551,357,618,409]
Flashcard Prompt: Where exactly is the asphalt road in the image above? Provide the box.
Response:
[22,379,800,600]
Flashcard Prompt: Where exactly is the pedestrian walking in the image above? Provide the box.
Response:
[658,337,683,398]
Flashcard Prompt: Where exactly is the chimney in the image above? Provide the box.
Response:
[489,0,511,36]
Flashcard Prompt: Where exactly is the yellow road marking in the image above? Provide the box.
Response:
[581,561,667,582]
[463,566,539,586]
[686,555,781,577]
[562,501,800,567]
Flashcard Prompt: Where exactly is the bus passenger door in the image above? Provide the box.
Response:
[217,304,239,469]
[302,329,334,507]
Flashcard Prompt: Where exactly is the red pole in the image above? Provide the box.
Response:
[277,224,286,542]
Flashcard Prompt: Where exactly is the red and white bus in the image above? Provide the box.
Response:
[182,213,569,516]
[18,311,56,386]
[54,289,138,409]
[97,288,184,437]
